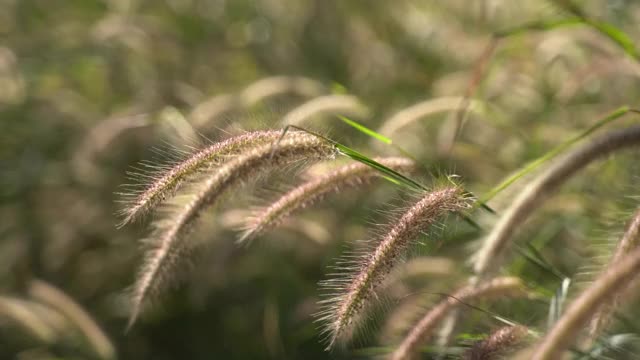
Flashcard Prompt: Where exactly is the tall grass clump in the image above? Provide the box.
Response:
[318,185,472,349]
[128,131,337,328]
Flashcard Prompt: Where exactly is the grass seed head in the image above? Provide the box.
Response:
[318,185,473,350]
[128,131,337,329]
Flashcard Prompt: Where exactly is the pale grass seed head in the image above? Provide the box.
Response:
[128,132,337,329]
[117,130,284,227]
[317,185,473,350]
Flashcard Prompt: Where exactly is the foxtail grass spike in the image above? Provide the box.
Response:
[128,132,337,329]
[118,130,284,227]
[318,186,472,350]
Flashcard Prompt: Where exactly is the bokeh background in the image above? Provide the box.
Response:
[2,0,640,359]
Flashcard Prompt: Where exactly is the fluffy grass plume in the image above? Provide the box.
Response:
[464,325,529,360]
[128,132,337,329]
[318,185,472,350]
[473,126,640,279]
[532,246,640,360]
[239,156,417,243]
[391,277,528,360]
[118,130,285,226]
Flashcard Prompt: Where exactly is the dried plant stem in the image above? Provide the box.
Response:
[377,96,486,138]
[588,208,640,342]
[240,157,416,243]
[390,277,527,360]
[0,296,58,344]
[438,37,498,156]
[239,76,326,106]
[129,132,336,328]
[119,130,283,226]
[474,126,640,278]
[28,279,115,360]
[464,325,528,360]
[319,186,471,349]
[532,247,640,360]
[281,94,369,126]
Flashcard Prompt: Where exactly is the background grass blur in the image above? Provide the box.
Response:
[2,0,640,359]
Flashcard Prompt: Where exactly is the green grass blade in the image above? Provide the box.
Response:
[338,115,392,144]
[495,18,584,38]
[587,20,639,60]
[335,143,426,191]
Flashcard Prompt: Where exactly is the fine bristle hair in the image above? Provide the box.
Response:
[238,156,417,244]
[128,132,337,329]
[464,325,529,360]
[588,208,640,342]
[473,126,640,279]
[391,277,529,360]
[532,246,640,360]
[117,130,285,227]
[317,185,472,350]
